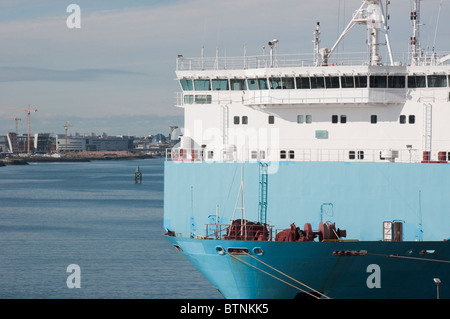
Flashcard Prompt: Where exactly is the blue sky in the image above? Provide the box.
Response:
[0,0,449,137]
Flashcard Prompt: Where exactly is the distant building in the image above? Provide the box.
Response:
[6,133,19,153]
[151,134,167,144]
[55,134,134,152]
[0,133,52,153]
[0,136,8,153]
[34,133,52,153]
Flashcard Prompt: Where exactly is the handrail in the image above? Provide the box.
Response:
[166,147,428,164]
[176,51,450,71]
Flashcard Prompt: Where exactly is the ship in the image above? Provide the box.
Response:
[163,0,450,299]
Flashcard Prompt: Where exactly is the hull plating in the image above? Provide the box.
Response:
[163,161,450,298]
[166,236,450,299]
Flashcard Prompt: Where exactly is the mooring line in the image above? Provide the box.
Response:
[243,252,331,299]
[225,251,330,299]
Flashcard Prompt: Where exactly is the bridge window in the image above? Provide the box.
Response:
[407,75,426,88]
[268,115,275,124]
[180,79,193,91]
[194,79,211,91]
[355,76,368,88]
[247,78,259,90]
[269,77,282,89]
[310,77,325,89]
[370,75,387,88]
[388,76,406,88]
[305,115,312,123]
[230,79,247,90]
[296,77,311,89]
[283,77,295,89]
[258,78,269,90]
[325,76,340,88]
[297,115,304,124]
[428,75,447,87]
[212,79,229,90]
[269,77,295,89]
[341,76,354,88]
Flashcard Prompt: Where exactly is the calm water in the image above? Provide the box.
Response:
[0,158,221,299]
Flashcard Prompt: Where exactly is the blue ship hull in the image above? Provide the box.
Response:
[163,161,450,298]
[165,236,450,299]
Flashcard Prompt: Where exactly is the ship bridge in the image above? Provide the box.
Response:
[176,62,450,107]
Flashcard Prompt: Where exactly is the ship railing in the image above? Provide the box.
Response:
[176,52,374,71]
[175,89,408,108]
[166,147,427,164]
[177,51,450,72]
[205,223,275,241]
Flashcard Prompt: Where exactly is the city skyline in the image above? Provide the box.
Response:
[0,0,449,136]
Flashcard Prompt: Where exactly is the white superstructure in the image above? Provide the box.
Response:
[171,0,450,164]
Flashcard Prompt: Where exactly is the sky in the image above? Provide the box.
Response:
[0,0,449,137]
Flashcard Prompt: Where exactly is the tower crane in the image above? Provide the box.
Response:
[5,117,21,153]
[5,117,21,134]
[9,105,37,153]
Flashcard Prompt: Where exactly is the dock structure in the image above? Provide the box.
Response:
[135,166,142,184]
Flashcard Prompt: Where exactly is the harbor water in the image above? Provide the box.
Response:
[0,158,221,299]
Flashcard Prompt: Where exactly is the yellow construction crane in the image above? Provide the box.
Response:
[5,117,21,134]
[64,121,73,152]
[9,105,37,153]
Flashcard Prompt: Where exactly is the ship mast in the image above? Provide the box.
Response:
[409,0,422,65]
[326,0,393,66]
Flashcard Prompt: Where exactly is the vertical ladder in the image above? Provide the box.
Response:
[423,103,432,155]
[221,105,229,145]
[258,162,268,225]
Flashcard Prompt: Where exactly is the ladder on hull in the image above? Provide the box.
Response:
[423,103,432,156]
[258,162,268,225]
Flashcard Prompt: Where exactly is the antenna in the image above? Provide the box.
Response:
[410,0,422,65]
[313,22,321,66]
[268,39,278,68]
[432,0,443,52]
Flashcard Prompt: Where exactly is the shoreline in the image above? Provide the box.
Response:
[0,151,159,166]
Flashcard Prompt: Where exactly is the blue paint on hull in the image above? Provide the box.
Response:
[166,236,450,299]
[163,161,450,298]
